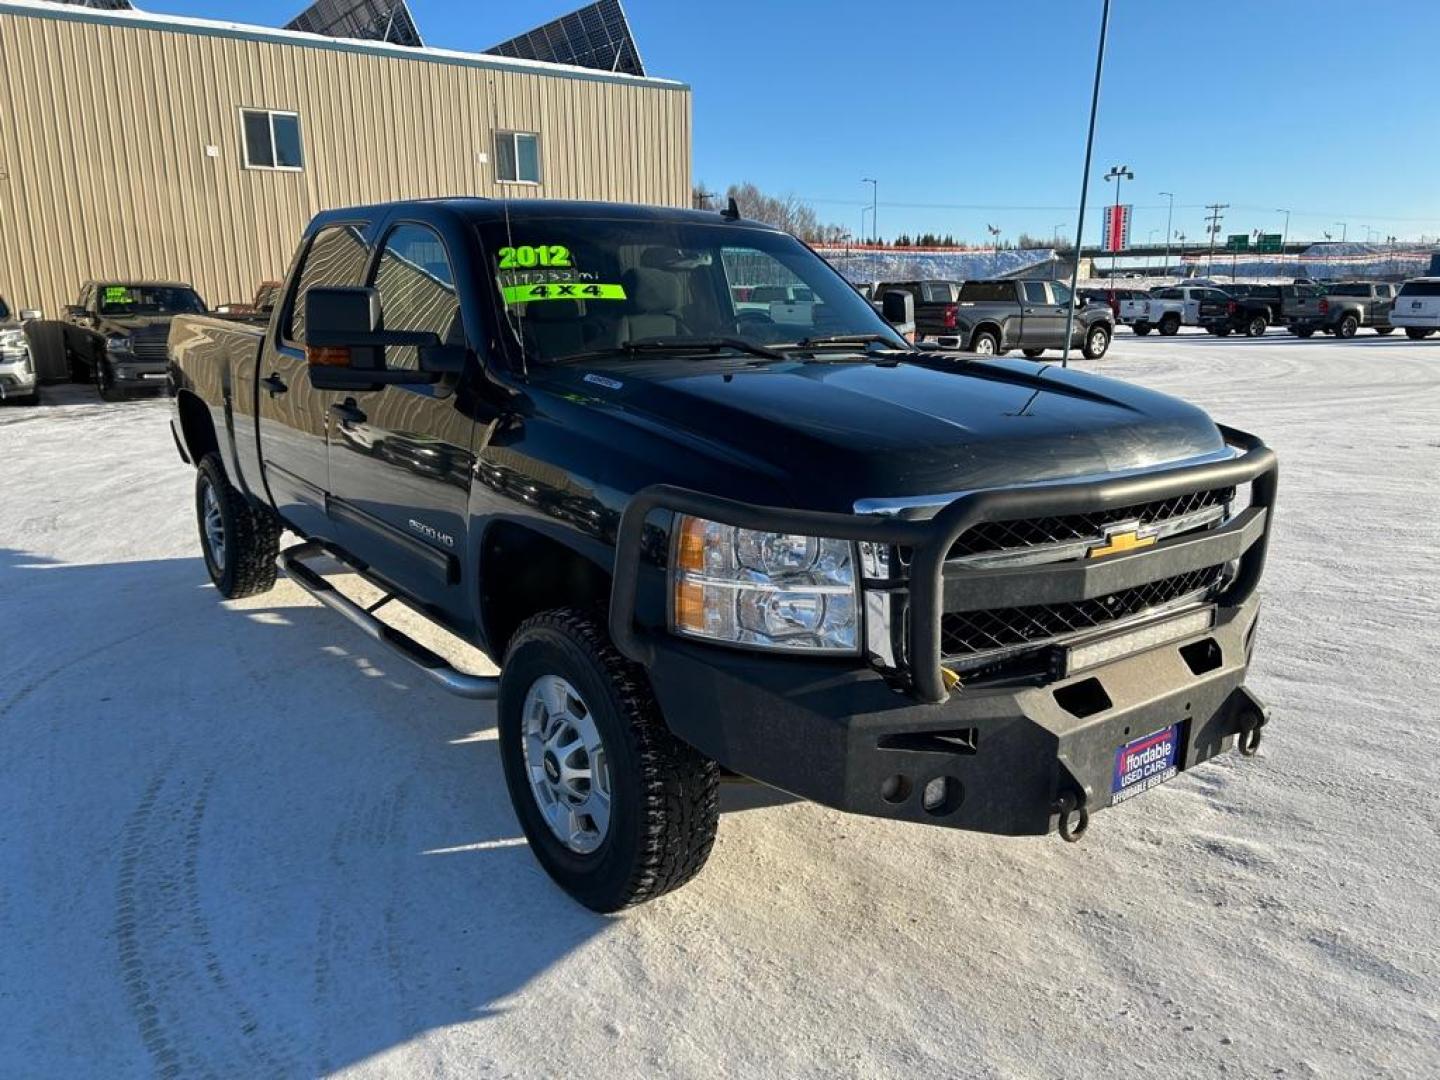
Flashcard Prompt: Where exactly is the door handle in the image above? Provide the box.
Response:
[1023,307,1035,314]
[329,400,367,425]
[262,372,287,396]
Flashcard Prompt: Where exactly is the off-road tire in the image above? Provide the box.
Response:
[1335,314,1359,339]
[1405,328,1434,340]
[1022,348,1045,358]
[1245,315,1268,338]
[1132,322,1151,336]
[1159,313,1181,336]
[969,330,999,356]
[196,453,281,599]
[498,609,720,912]
[1081,324,1111,360]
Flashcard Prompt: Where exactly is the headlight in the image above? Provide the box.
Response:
[671,514,859,652]
[106,335,133,353]
[0,329,26,355]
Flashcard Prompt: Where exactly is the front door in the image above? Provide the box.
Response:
[325,220,479,626]
[1020,280,1064,347]
[254,222,373,538]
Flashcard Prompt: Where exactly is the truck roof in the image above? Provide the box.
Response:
[83,279,197,289]
[311,198,786,233]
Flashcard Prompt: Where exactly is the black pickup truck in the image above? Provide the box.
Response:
[169,198,1277,911]
[58,280,207,398]
[872,279,964,340]
[1198,284,1282,337]
[941,279,1114,359]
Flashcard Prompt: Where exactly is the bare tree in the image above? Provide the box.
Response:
[723,181,843,243]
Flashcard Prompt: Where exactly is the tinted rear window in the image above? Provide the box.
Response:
[1398,280,1440,297]
[959,281,1016,302]
[1326,283,1372,297]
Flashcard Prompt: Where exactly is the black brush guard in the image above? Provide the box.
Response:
[610,426,1278,704]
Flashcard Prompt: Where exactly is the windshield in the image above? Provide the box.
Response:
[98,285,206,317]
[478,218,904,363]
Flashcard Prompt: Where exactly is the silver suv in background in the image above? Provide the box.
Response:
[0,297,39,405]
[1391,278,1440,339]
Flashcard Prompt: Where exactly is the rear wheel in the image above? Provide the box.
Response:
[196,453,281,599]
[1159,313,1181,336]
[498,610,720,912]
[1245,315,1268,338]
[1335,314,1359,339]
[1081,324,1111,360]
[969,330,999,356]
[1132,322,1151,336]
[1405,328,1434,340]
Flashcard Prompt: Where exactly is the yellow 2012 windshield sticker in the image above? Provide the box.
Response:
[502,282,626,305]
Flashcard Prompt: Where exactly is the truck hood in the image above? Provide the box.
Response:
[94,315,179,336]
[534,355,1228,512]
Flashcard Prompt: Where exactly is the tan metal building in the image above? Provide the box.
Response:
[0,0,692,318]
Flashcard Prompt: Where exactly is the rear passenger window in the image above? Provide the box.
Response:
[1022,282,1048,304]
[286,224,371,343]
[372,223,462,371]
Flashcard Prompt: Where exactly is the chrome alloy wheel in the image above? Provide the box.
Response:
[521,675,611,854]
[202,480,226,570]
[973,335,996,356]
[1089,327,1108,356]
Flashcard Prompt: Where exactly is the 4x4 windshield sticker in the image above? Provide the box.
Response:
[102,286,132,304]
[502,282,626,305]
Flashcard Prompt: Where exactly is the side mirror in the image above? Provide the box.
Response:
[305,286,465,389]
[881,289,914,326]
[19,309,42,321]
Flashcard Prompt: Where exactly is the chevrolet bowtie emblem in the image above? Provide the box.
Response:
[1087,523,1156,559]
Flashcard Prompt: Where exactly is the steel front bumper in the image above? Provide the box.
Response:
[643,593,1264,836]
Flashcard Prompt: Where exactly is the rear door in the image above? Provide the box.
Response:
[324,215,480,622]
[256,220,374,537]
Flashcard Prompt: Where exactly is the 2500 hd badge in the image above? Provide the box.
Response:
[168,197,1276,911]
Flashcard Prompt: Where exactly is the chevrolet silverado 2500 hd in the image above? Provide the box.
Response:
[169,199,1277,912]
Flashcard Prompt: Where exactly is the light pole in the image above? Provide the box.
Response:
[1159,191,1175,277]
[1336,222,1347,243]
[859,206,871,245]
[1276,208,1290,275]
[1061,0,1114,368]
[1147,228,1158,274]
[1103,165,1134,277]
[862,178,878,245]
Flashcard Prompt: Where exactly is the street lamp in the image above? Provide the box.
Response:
[862,178,878,245]
[1147,228,1158,274]
[1159,191,1175,277]
[1276,208,1291,274]
[1104,165,1134,277]
[860,206,871,245]
[1336,222,1347,243]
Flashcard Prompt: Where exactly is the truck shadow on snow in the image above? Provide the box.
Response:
[1,547,780,1075]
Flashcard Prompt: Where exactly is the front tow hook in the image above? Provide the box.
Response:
[1237,707,1269,756]
[1053,789,1090,843]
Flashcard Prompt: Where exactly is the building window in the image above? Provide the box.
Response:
[495,131,541,183]
[241,109,304,170]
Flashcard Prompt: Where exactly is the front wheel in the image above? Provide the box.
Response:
[498,610,720,912]
[196,453,281,599]
[1159,313,1181,336]
[96,362,122,402]
[1245,315,1268,338]
[1405,328,1434,340]
[1132,322,1151,336]
[1082,325,1111,360]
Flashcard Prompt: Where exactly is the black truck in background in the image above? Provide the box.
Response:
[1197,284,1293,338]
[51,280,207,399]
[168,198,1276,911]
[940,278,1114,359]
[871,279,965,340]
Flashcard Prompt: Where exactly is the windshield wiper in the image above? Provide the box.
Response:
[785,333,902,351]
[551,337,787,364]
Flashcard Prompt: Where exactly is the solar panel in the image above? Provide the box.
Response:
[485,0,645,76]
[48,0,134,9]
[284,0,424,48]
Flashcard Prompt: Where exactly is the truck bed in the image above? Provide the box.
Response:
[169,313,265,405]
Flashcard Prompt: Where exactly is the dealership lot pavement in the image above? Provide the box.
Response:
[2,333,1437,1078]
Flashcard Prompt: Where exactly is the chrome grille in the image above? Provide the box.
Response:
[948,487,1232,560]
[939,565,1224,661]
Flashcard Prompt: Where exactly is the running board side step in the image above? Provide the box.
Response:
[279,541,499,700]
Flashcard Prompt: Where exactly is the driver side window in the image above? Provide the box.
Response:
[371,223,462,371]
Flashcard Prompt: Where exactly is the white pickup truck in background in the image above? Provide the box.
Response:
[1390,278,1440,339]
[1122,285,1232,336]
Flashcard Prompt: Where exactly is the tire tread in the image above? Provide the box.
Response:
[198,453,280,599]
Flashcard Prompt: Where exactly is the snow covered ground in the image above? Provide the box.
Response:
[2,336,1438,1078]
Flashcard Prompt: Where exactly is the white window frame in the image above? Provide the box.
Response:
[495,130,541,185]
[240,108,304,172]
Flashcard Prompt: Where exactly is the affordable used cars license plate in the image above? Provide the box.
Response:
[1112,724,1181,804]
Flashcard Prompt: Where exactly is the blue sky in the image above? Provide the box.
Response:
[157,0,1440,245]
